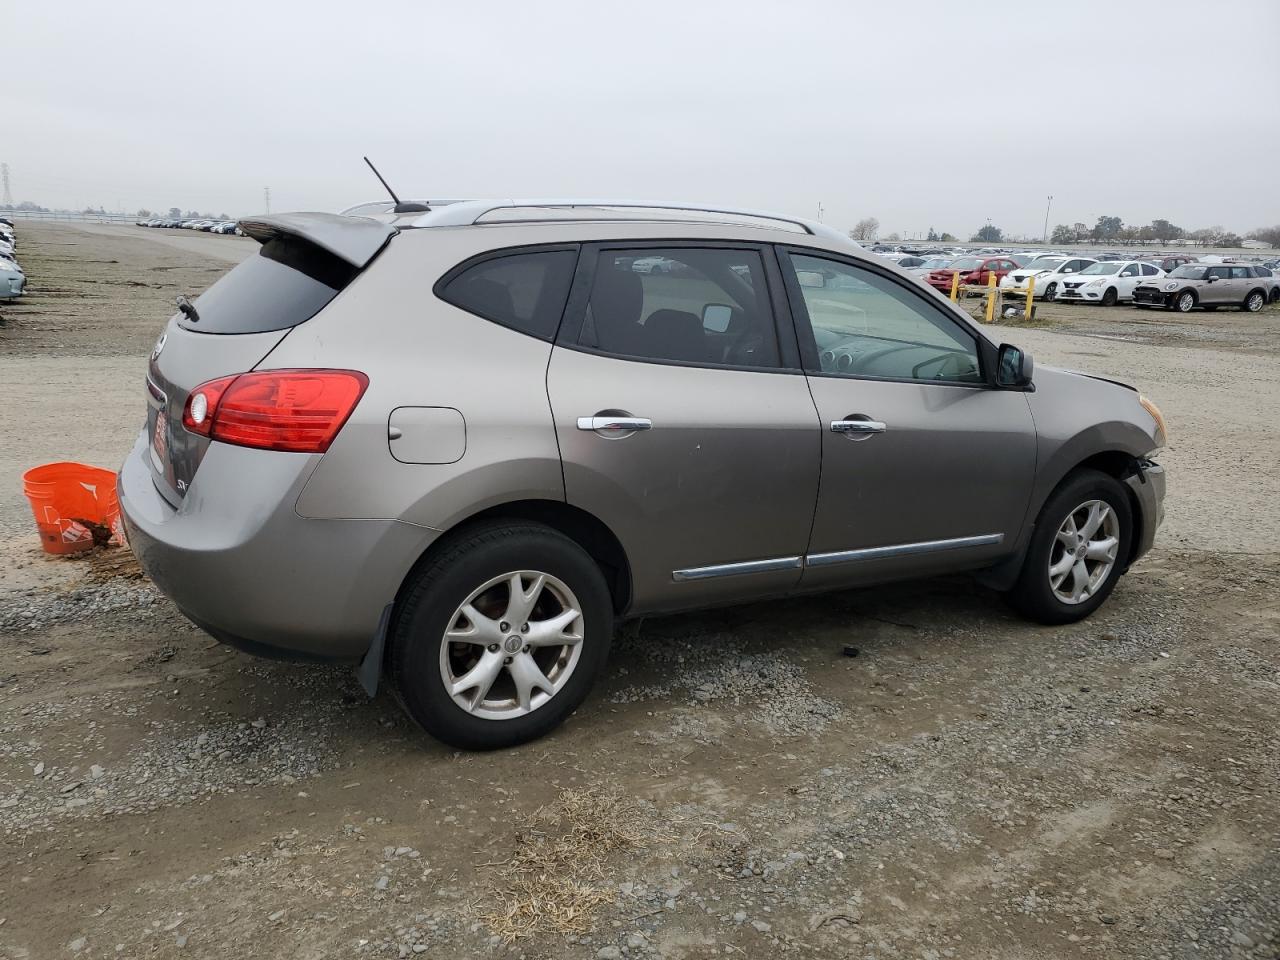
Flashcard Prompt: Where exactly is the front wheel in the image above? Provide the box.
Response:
[1043,282,1057,302]
[1174,291,1196,313]
[1101,287,1119,307]
[1006,469,1133,625]
[389,521,613,750]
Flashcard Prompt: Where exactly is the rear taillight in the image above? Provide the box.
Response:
[182,369,369,453]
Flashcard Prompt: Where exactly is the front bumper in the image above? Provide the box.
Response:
[1057,286,1104,301]
[1124,459,1166,566]
[118,431,436,661]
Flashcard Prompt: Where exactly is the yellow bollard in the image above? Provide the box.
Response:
[949,271,960,302]
[1025,276,1036,319]
[984,271,997,323]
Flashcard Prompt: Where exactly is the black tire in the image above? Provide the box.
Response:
[1173,290,1196,313]
[1043,282,1057,302]
[389,521,613,750]
[1243,290,1265,313]
[1006,469,1134,626]
[1101,287,1118,307]
[1269,288,1280,304]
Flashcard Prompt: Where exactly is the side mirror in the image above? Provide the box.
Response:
[997,343,1034,388]
[702,304,733,333]
[1207,275,1219,283]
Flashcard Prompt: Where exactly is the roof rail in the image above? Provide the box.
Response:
[409,199,859,247]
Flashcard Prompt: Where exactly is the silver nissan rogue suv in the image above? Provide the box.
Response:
[119,200,1167,750]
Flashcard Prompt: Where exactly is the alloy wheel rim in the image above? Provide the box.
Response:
[1048,499,1120,605]
[439,570,584,720]
[1248,293,1263,311]
[1179,293,1194,311]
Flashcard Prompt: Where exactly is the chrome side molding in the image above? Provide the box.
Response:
[673,534,1004,581]
[805,533,1004,567]
[672,555,803,582]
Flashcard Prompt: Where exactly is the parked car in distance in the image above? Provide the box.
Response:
[1001,256,1098,301]
[1153,255,1197,274]
[1250,265,1280,303]
[895,256,927,270]
[1056,260,1164,305]
[926,255,1017,295]
[0,254,25,298]
[902,256,953,280]
[119,200,1168,750]
[1133,263,1273,312]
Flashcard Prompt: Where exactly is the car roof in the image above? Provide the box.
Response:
[340,198,862,252]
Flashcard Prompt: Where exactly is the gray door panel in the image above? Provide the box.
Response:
[546,346,821,613]
[802,377,1036,587]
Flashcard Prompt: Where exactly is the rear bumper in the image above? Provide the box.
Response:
[1125,459,1166,565]
[118,431,436,660]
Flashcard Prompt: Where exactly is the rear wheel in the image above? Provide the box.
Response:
[1243,291,1265,312]
[389,521,613,750]
[1101,287,1118,307]
[1174,290,1196,312]
[1006,469,1133,625]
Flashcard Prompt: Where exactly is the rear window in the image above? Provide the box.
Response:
[182,236,358,334]
[438,248,578,341]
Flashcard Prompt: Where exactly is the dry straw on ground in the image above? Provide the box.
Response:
[477,786,674,941]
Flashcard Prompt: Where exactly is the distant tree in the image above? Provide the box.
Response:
[926,227,939,241]
[1090,215,1123,241]
[1050,224,1074,244]
[1247,226,1280,248]
[168,206,182,218]
[1150,219,1183,242]
[1071,222,1088,242]
[972,224,1003,243]
[884,231,902,242]
[1218,233,1243,248]
[939,232,956,242]
[1117,226,1139,245]
[218,212,229,220]
[849,217,880,241]
[137,208,152,218]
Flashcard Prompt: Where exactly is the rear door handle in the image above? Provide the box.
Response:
[577,416,652,433]
[831,418,887,436]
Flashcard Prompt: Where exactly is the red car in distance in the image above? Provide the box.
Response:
[926,256,1017,295]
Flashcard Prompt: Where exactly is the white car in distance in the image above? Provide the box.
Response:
[1001,256,1098,301]
[1056,260,1164,305]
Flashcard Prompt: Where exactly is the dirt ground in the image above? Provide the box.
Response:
[1,223,1277,960]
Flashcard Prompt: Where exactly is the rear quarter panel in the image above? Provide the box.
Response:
[272,229,567,530]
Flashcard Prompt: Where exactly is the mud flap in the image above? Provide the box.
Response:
[356,603,394,698]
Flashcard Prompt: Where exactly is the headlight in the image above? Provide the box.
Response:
[1086,279,1105,287]
[1164,282,1177,290]
[1139,394,1167,448]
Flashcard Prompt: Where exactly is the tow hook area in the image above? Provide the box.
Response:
[356,603,394,697]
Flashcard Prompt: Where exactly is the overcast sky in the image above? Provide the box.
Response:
[9,0,1279,238]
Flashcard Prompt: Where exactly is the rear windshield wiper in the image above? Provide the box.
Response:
[176,294,199,323]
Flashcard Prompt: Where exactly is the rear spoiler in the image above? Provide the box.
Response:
[237,212,396,269]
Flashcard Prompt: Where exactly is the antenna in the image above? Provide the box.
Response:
[362,157,429,213]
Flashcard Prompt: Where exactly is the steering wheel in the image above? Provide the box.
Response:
[912,351,974,380]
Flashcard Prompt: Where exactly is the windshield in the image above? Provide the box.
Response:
[1026,257,1066,270]
[922,257,953,269]
[947,257,982,271]
[1079,262,1122,276]
[1169,265,1208,279]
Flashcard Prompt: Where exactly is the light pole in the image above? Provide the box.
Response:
[1042,195,1053,244]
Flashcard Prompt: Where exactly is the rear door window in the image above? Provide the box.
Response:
[438,248,578,341]
[575,247,781,369]
[1230,266,1252,279]
[183,236,358,334]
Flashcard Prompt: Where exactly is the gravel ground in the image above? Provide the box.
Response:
[1,223,1277,959]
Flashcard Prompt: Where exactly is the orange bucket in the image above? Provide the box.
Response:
[22,462,124,555]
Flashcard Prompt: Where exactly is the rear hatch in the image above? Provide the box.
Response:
[145,213,394,505]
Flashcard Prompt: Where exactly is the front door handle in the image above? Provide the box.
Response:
[831,418,887,438]
[577,416,653,433]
